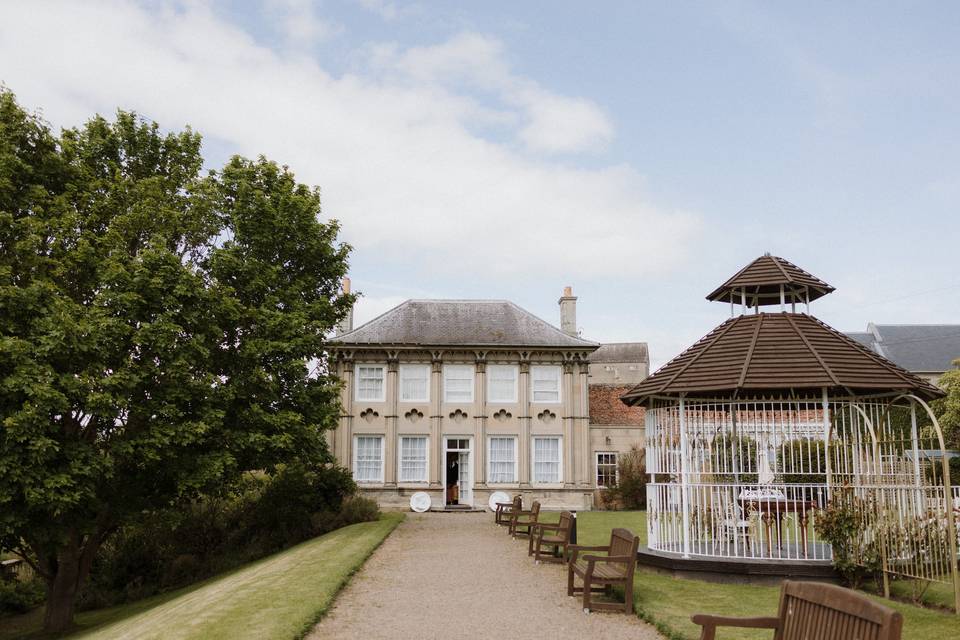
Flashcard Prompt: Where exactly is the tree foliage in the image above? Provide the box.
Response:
[932,360,960,451]
[599,446,647,510]
[0,89,353,631]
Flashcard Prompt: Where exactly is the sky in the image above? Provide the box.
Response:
[1,1,958,368]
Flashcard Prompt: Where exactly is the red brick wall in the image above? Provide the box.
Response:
[589,384,645,426]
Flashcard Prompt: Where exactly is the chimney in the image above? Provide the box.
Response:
[336,277,354,336]
[558,286,577,336]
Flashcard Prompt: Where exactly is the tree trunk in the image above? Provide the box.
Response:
[43,549,81,634]
[41,528,108,634]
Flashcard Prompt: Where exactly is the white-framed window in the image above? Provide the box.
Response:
[596,452,618,488]
[488,436,517,483]
[399,364,430,402]
[399,436,428,483]
[353,435,384,483]
[487,364,518,403]
[355,364,385,402]
[443,364,474,403]
[532,436,562,484]
[531,365,561,403]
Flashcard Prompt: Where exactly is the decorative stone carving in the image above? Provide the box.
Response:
[492,409,512,422]
[537,409,556,424]
[449,409,468,424]
[360,408,380,423]
[404,409,424,423]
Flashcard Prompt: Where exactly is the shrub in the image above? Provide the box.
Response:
[814,491,882,590]
[709,434,758,484]
[601,446,646,510]
[0,577,45,615]
[777,438,828,484]
[245,463,356,545]
[950,455,960,485]
[79,463,362,610]
[331,496,381,528]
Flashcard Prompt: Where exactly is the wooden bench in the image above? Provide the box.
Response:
[509,500,541,538]
[528,510,574,563]
[691,580,903,640]
[566,527,639,613]
[495,495,521,526]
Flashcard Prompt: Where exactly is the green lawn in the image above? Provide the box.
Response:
[0,514,403,640]
[553,510,959,640]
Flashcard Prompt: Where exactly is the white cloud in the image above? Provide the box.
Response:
[0,1,698,282]
[353,294,408,327]
[265,0,343,46]
[381,32,614,153]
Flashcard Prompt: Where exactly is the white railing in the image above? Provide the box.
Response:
[648,482,833,561]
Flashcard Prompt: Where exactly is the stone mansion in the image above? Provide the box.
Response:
[327,286,647,510]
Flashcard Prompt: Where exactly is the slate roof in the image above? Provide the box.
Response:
[589,342,649,364]
[706,254,835,306]
[331,299,599,349]
[846,324,960,373]
[621,312,944,405]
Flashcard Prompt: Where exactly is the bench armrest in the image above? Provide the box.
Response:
[567,544,609,564]
[691,614,780,630]
[531,522,562,531]
[583,554,633,564]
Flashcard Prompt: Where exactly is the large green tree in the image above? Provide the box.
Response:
[0,90,353,632]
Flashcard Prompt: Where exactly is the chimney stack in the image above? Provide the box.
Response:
[336,277,354,336]
[559,286,577,336]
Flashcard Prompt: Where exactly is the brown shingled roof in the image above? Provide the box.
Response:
[706,254,835,306]
[620,312,944,405]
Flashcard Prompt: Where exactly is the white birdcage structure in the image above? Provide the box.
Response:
[621,255,959,611]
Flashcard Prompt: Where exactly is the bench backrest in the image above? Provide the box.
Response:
[529,501,541,517]
[511,495,522,510]
[776,581,902,640]
[609,528,639,568]
[557,511,573,539]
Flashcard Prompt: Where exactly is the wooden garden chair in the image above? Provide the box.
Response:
[509,500,541,538]
[528,510,574,563]
[566,528,639,614]
[691,580,903,640]
[495,495,521,526]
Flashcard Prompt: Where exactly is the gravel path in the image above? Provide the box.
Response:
[307,512,663,640]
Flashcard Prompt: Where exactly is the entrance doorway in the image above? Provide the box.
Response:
[443,438,472,507]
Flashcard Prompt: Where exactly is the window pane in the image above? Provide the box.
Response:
[355,436,383,482]
[597,452,618,488]
[400,365,429,401]
[357,366,385,401]
[399,436,427,482]
[533,437,560,483]
[531,366,560,402]
[487,365,517,402]
[488,437,516,483]
[444,365,474,402]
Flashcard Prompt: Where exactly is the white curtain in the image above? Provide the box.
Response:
[488,437,516,482]
[357,366,384,400]
[355,436,383,482]
[444,365,474,402]
[400,365,429,401]
[400,437,427,482]
[533,437,560,483]
[531,366,560,402]
[487,365,517,402]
